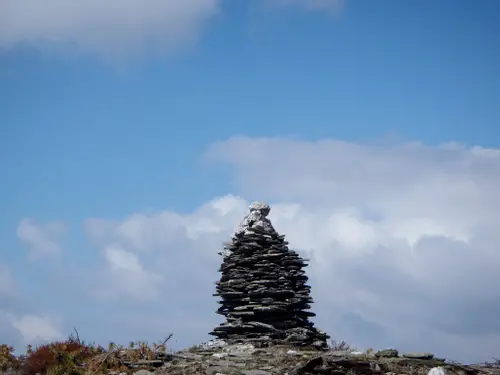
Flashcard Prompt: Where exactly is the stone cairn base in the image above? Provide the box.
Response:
[209,202,330,349]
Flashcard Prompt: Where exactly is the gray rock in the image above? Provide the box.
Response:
[371,363,382,372]
[133,370,155,375]
[329,350,351,357]
[375,349,399,358]
[403,352,435,360]
[210,203,329,349]
[235,201,274,236]
[240,371,273,375]
[223,343,256,355]
[428,368,447,375]
[212,352,228,359]
[201,339,228,350]
[206,368,231,375]
[259,366,275,371]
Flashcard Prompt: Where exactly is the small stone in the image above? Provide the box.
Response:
[294,356,325,374]
[403,352,434,360]
[370,363,382,372]
[223,343,256,355]
[375,349,399,358]
[133,371,154,375]
[428,367,446,375]
[286,350,298,356]
[206,368,230,375]
[249,202,271,216]
[328,350,351,357]
[240,371,272,375]
[212,352,228,359]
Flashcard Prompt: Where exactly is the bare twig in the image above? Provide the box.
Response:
[96,348,120,370]
[73,327,81,344]
[156,333,173,352]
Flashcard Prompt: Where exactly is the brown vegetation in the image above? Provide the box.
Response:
[0,330,172,375]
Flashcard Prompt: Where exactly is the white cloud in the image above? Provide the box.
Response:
[8,136,499,362]
[0,263,63,349]
[0,263,17,297]
[83,196,247,303]
[0,264,25,349]
[106,244,144,273]
[0,0,346,60]
[78,136,500,362]
[94,244,164,301]
[206,137,500,227]
[0,0,220,60]
[201,137,500,361]
[7,313,63,344]
[16,219,66,259]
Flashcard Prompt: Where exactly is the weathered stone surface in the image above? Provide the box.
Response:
[88,343,500,375]
[403,352,435,360]
[376,349,399,358]
[133,371,155,375]
[240,370,273,375]
[210,202,329,348]
[428,368,447,375]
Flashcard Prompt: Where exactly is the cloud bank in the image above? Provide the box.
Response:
[0,0,220,60]
[3,137,500,363]
[0,262,63,349]
[0,0,345,61]
[16,219,66,260]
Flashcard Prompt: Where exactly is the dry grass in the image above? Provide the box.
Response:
[0,344,21,372]
[0,330,173,375]
[329,340,357,352]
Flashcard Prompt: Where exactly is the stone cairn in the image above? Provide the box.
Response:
[209,202,330,349]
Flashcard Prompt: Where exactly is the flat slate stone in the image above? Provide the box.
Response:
[375,349,399,358]
[403,352,435,360]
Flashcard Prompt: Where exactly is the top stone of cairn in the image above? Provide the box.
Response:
[235,201,274,236]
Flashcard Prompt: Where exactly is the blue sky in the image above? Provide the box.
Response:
[1,0,499,363]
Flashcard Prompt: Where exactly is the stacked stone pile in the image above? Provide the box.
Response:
[209,202,330,348]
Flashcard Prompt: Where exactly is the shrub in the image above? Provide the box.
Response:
[0,331,172,374]
[22,335,104,375]
[0,344,20,372]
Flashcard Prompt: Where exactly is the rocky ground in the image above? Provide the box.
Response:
[99,341,500,375]
[3,338,500,375]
